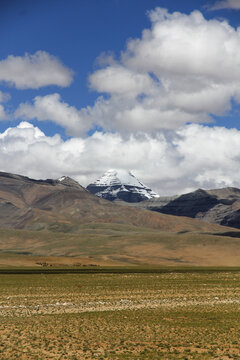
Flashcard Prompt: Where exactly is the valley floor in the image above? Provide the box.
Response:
[1,269,240,359]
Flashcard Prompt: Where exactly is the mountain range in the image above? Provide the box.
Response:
[87,170,240,230]
[1,170,240,267]
[0,171,220,233]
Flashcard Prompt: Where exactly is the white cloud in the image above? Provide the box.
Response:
[209,0,240,10]
[1,122,240,195]
[89,66,156,97]
[68,8,240,134]
[15,94,91,136]
[0,91,10,103]
[0,51,73,89]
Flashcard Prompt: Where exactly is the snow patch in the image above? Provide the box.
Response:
[58,176,66,182]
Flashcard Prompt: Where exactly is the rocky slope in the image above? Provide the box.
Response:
[87,169,159,202]
[137,187,240,229]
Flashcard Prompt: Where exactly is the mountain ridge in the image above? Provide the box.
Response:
[135,187,240,229]
[0,170,230,234]
[0,171,240,267]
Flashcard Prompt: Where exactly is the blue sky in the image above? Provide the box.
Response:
[0,0,240,194]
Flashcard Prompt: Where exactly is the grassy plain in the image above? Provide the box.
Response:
[1,224,240,266]
[1,269,240,359]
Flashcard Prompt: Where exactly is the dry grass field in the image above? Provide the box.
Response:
[1,224,240,266]
[1,269,240,359]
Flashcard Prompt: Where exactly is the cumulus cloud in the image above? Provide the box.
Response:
[1,122,240,195]
[209,0,240,10]
[63,8,240,134]
[15,94,91,136]
[0,51,73,89]
[89,65,156,97]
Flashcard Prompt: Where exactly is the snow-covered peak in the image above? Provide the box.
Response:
[94,169,147,188]
[87,169,159,202]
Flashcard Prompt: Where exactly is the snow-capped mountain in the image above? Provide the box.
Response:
[86,169,159,203]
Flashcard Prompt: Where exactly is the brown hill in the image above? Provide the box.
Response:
[137,187,240,229]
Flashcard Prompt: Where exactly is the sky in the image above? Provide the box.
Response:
[1,0,240,195]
